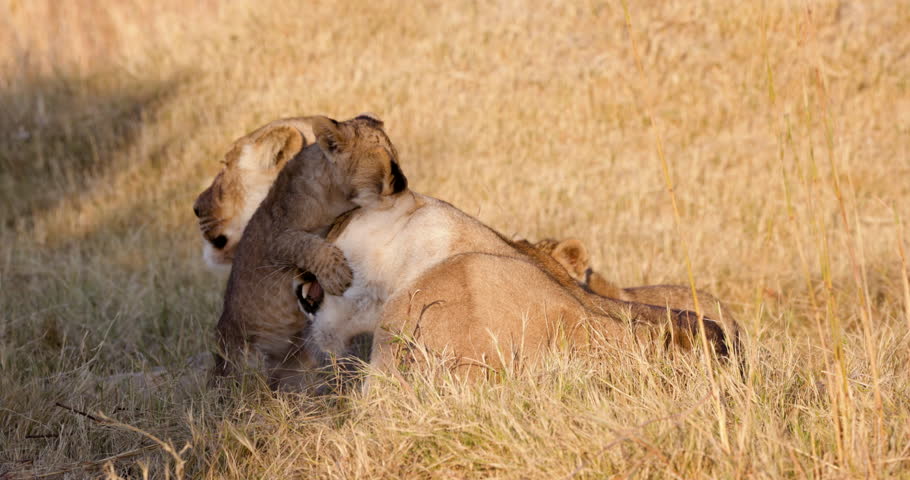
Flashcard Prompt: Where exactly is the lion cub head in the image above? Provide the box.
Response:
[311,113,407,208]
[534,238,590,283]
[535,237,623,298]
[193,118,316,267]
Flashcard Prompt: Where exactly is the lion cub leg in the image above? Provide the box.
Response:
[269,229,353,296]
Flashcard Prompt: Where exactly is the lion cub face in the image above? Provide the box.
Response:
[311,113,407,207]
[193,119,311,267]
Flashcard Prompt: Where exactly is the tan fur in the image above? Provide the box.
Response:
[305,144,735,383]
[374,253,700,379]
[203,115,404,388]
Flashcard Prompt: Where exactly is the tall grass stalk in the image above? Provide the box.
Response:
[620,0,730,454]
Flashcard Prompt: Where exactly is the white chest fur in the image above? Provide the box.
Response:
[334,193,456,297]
[309,193,455,355]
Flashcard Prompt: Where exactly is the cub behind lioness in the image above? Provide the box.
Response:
[210,114,406,386]
[534,237,740,354]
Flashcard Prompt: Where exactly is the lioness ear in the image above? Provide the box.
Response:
[551,238,591,279]
[242,125,305,171]
[311,116,349,157]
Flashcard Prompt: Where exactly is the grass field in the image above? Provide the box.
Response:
[1,0,909,478]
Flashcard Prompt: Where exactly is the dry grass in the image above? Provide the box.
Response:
[1,0,909,478]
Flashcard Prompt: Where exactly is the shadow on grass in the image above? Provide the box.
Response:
[0,73,182,227]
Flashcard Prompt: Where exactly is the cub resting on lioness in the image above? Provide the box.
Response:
[294,121,736,380]
[196,114,404,386]
[196,117,738,386]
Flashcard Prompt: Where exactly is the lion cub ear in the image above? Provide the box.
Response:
[241,125,305,171]
[354,112,383,126]
[551,238,591,280]
[311,116,351,158]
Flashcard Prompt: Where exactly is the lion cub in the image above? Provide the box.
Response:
[535,237,740,354]
[212,114,405,385]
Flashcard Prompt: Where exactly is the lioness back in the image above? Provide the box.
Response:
[318,188,735,376]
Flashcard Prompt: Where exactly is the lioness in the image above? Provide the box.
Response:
[300,122,734,381]
[196,114,404,387]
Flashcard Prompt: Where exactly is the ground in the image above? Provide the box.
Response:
[1,1,909,478]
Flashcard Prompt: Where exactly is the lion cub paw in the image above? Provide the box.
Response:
[315,246,353,296]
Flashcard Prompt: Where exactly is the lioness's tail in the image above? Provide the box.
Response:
[587,295,741,363]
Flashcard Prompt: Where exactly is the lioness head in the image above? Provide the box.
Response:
[311,113,407,207]
[193,118,315,267]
